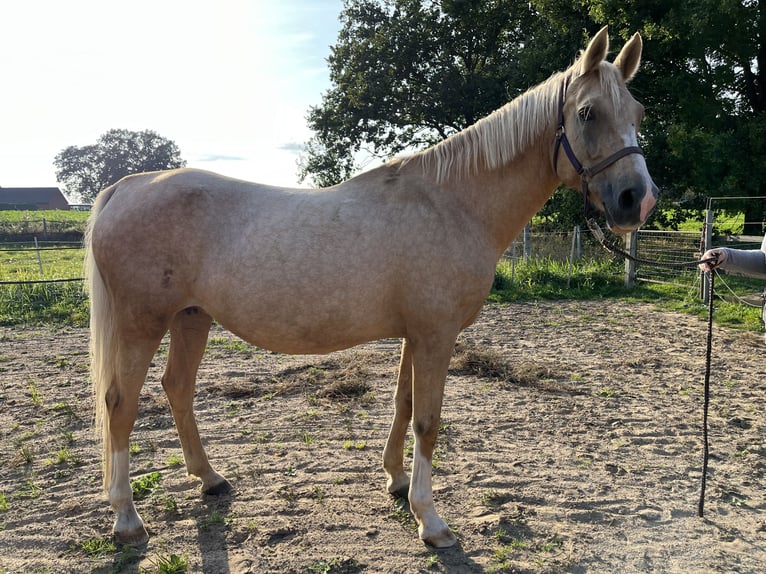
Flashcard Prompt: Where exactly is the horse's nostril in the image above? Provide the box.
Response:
[618,188,638,211]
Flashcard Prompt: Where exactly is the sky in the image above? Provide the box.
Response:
[0,0,344,196]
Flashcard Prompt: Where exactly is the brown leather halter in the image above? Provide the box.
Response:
[552,76,644,208]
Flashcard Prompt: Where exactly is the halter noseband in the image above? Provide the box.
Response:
[552,77,644,208]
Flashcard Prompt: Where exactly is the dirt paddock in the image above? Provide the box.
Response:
[1,300,765,573]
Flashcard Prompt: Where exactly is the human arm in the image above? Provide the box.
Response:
[699,234,766,278]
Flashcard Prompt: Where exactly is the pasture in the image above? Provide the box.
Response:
[1,299,764,573]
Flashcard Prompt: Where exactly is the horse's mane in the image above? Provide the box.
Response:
[403,57,623,183]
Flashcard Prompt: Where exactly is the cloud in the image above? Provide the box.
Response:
[278,142,305,153]
[195,153,247,162]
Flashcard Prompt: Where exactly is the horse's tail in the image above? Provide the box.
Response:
[84,183,120,492]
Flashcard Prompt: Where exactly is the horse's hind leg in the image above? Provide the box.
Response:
[107,336,164,545]
[162,307,231,495]
[383,339,413,497]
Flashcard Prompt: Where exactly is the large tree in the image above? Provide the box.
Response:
[303,0,766,232]
[54,129,186,202]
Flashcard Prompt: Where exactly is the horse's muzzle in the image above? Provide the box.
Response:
[602,179,658,233]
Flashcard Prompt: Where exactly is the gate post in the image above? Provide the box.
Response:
[701,209,714,303]
[523,224,531,261]
[624,231,637,287]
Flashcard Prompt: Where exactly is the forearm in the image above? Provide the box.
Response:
[721,248,766,278]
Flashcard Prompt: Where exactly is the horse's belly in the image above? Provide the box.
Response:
[210,299,401,355]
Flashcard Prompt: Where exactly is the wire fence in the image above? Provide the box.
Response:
[634,229,703,286]
[0,240,85,284]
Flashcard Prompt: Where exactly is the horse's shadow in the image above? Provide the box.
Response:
[390,494,485,573]
[94,489,235,574]
[195,491,235,574]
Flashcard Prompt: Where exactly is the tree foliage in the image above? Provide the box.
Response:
[54,129,186,202]
[302,0,766,232]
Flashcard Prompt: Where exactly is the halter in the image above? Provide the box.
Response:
[552,76,644,209]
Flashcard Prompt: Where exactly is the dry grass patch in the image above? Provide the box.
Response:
[450,338,573,393]
[206,350,387,401]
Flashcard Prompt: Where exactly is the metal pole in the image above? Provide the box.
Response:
[701,209,714,303]
[523,224,531,262]
[624,232,637,287]
[34,237,44,279]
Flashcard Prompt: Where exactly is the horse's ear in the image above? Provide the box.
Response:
[614,32,643,82]
[581,26,610,74]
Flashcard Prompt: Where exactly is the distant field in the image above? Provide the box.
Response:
[0,209,88,241]
[0,211,88,324]
[0,209,89,226]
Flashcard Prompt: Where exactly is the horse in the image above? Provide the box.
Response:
[85,26,656,548]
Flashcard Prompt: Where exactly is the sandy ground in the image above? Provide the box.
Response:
[1,300,764,573]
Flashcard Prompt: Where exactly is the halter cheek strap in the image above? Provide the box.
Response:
[552,77,644,208]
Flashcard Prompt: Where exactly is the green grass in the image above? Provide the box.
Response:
[490,257,628,302]
[131,472,162,500]
[0,239,87,326]
[0,211,88,326]
[621,281,762,331]
[0,279,88,326]
[489,257,761,331]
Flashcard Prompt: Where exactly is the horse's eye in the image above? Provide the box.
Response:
[578,106,594,122]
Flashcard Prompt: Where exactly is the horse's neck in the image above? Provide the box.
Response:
[445,139,561,259]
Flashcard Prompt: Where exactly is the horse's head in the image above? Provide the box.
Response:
[554,27,658,234]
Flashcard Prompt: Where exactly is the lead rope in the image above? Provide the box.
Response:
[585,217,717,517]
[698,269,715,517]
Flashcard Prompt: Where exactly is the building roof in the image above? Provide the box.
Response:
[0,187,69,209]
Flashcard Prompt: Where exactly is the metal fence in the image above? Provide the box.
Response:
[0,240,84,285]
[634,229,703,286]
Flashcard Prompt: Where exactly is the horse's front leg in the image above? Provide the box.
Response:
[383,339,413,497]
[408,335,458,548]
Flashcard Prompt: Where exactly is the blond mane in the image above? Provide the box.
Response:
[404,58,624,183]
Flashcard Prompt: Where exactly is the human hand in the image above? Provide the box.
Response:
[698,248,727,272]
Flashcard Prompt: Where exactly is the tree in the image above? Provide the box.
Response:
[54,129,186,202]
[299,0,588,187]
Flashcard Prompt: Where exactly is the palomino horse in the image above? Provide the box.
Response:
[86,27,656,548]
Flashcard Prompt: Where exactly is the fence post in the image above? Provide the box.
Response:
[34,236,45,279]
[570,225,582,261]
[701,209,714,303]
[510,242,516,285]
[523,224,531,261]
[624,232,637,287]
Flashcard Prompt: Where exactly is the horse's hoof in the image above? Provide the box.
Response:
[203,478,233,496]
[421,526,457,548]
[386,475,410,498]
[114,525,149,547]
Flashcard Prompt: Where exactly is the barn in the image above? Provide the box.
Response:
[0,187,69,210]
